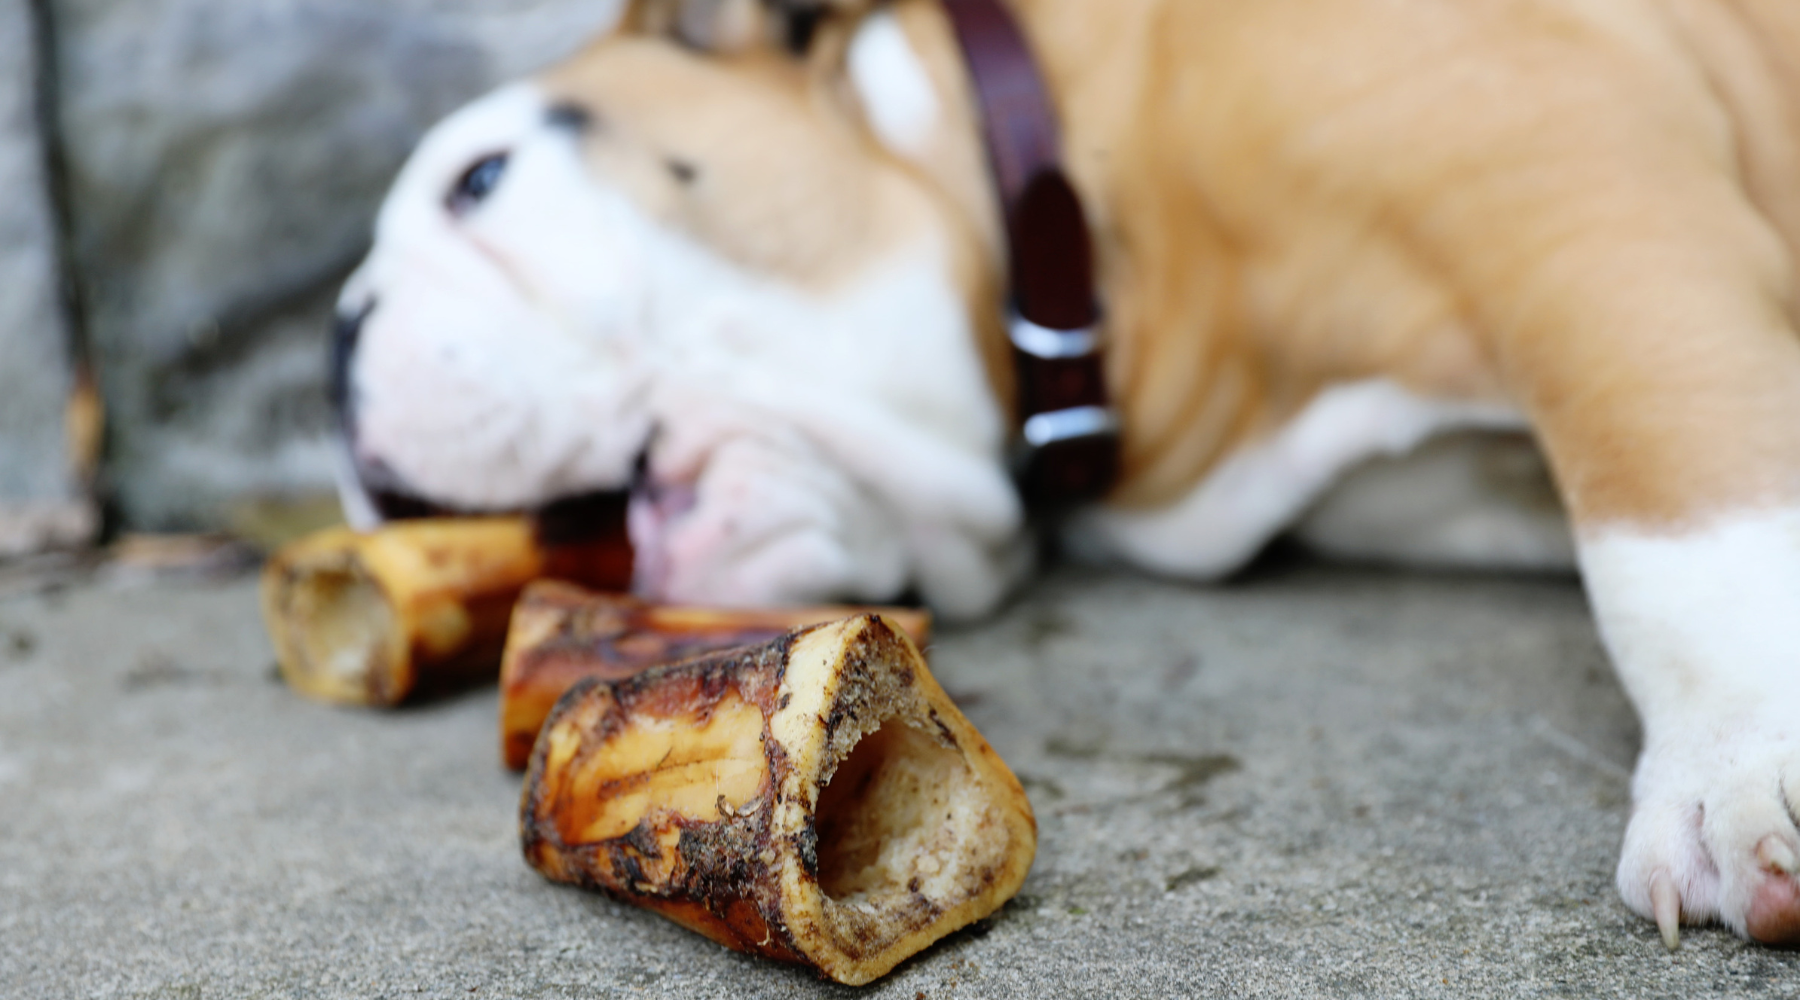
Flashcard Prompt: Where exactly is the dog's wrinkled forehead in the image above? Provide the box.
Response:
[353,0,923,312]
[526,12,903,286]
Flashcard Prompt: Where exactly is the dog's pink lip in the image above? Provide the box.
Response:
[626,479,697,600]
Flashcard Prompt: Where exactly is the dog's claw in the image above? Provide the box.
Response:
[1757,835,1800,875]
[1651,870,1681,950]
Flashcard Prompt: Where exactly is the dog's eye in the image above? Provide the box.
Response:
[665,157,699,185]
[447,153,508,215]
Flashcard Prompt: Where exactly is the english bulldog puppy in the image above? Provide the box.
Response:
[333,0,1800,947]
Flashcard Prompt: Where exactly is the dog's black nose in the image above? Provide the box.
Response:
[329,301,374,429]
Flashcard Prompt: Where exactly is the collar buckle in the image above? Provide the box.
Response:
[1006,307,1120,506]
[1009,313,1099,359]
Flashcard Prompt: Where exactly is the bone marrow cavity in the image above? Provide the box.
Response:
[815,720,978,908]
[283,562,394,698]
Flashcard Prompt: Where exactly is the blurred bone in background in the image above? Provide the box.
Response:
[0,0,623,549]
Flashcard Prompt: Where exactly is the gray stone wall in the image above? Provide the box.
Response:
[0,0,91,555]
[42,0,623,530]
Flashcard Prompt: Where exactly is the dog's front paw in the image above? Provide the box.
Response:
[628,426,908,608]
[1617,725,1800,948]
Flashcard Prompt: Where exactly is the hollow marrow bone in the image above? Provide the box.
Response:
[520,614,1035,985]
[262,518,628,706]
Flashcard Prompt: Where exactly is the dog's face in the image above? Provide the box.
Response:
[335,3,1025,615]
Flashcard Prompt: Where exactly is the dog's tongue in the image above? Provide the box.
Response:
[625,480,698,601]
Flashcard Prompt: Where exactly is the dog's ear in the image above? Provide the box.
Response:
[761,0,878,56]
[625,0,878,57]
[625,0,770,53]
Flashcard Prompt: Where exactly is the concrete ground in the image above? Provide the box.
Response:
[4,555,1798,998]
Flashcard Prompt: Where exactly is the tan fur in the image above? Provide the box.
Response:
[1007,0,1800,524]
[547,0,1800,531]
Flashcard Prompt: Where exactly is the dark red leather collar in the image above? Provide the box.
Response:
[940,0,1119,508]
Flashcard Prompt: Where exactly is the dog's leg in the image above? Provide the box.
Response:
[1553,349,1800,949]
[1457,156,1800,945]
[1531,313,1800,946]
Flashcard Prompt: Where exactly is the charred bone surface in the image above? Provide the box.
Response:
[498,580,933,769]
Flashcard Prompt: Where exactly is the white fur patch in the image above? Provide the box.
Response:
[1580,509,1800,724]
[847,10,940,159]
[629,423,911,607]
[1074,379,1524,577]
[1580,509,1800,937]
[343,83,656,509]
